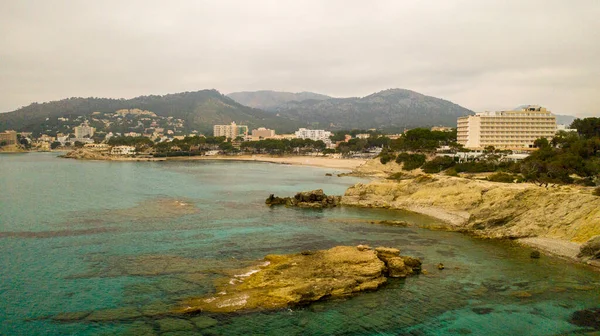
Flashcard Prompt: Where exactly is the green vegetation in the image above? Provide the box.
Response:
[378,151,396,164]
[390,128,458,152]
[240,138,326,155]
[487,172,517,183]
[395,153,426,170]
[571,117,600,138]
[593,187,600,196]
[421,156,456,173]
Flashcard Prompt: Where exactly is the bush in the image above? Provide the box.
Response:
[395,153,426,170]
[454,161,497,173]
[487,172,515,183]
[387,172,407,180]
[445,168,459,176]
[593,187,600,197]
[379,152,396,164]
[421,156,455,173]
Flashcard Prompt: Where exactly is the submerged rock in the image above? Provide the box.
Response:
[578,236,600,260]
[174,245,421,314]
[530,251,541,259]
[266,189,341,208]
[570,307,600,330]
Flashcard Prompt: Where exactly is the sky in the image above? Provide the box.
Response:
[1,0,599,116]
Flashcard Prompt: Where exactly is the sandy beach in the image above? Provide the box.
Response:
[162,155,367,170]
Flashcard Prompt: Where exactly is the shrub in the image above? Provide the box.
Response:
[421,156,455,173]
[387,172,407,181]
[593,187,600,196]
[445,168,459,176]
[487,172,515,183]
[454,161,497,173]
[395,153,426,170]
[379,152,396,165]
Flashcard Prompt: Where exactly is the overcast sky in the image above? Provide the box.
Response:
[1,0,599,116]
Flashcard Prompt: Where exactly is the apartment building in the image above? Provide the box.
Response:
[0,130,17,146]
[294,128,332,141]
[251,127,276,139]
[213,122,248,139]
[457,105,556,149]
[74,122,95,139]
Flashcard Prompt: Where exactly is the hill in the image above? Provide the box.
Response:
[0,90,301,135]
[227,90,331,111]
[271,89,473,132]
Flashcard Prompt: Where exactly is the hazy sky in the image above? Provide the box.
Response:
[1,0,599,116]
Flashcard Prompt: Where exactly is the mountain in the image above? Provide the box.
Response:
[270,88,473,132]
[227,90,332,111]
[0,90,301,135]
[555,114,576,126]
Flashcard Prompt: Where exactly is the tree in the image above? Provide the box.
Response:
[50,141,61,149]
[74,141,84,148]
[0,141,6,147]
[571,117,600,139]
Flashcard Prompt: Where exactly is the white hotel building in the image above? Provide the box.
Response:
[457,105,557,150]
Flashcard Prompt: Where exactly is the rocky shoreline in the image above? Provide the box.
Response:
[266,189,341,208]
[340,175,600,268]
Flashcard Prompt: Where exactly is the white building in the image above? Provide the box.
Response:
[457,105,556,150]
[110,145,136,155]
[74,121,95,139]
[556,124,577,133]
[294,128,332,142]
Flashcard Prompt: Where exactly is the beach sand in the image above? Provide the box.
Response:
[164,155,367,170]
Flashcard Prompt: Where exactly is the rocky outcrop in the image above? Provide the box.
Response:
[266,189,341,208]
[342,176,600,245]
[62,148,111,160]
[578,236,600,260]
[174,245,421,314]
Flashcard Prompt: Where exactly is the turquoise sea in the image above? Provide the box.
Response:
[1,153,599,335]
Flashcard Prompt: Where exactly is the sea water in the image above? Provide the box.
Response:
[1,153,599,335]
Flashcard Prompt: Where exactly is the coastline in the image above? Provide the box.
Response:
[61,149,367,170]
[341,175,600,269]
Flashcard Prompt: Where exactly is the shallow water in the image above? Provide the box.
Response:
[1,153,599,335]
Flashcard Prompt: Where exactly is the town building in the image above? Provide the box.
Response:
[355,134,371,139]
[213,122,249,139]
[39,134,56,142]
[294,128,332,142]
[556,124,577,133]
[74,121,95,139]
[83,143,110,152]
[0,130,18,146]
[457,105,557,150]
[251,127,276,139]
[431,126,454,132]
[110,145,136,155]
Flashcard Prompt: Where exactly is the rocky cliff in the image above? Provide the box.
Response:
[342,176,600,248]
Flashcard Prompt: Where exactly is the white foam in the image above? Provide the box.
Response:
[234,269,260,278]
[216,294,249,308]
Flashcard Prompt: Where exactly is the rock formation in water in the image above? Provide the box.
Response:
[62,148,111,160]
[174,245,421,314]
[266,189,341,208]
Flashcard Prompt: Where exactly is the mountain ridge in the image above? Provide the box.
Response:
[0,90,302,134]
[226,90,332,111]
